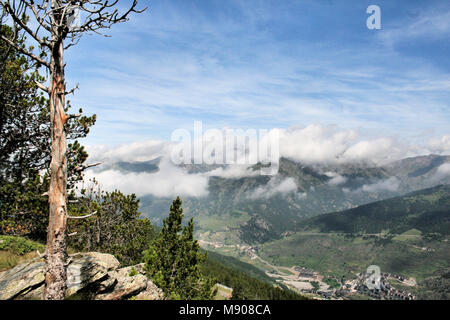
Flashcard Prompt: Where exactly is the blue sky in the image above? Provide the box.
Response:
[63,0,450,149]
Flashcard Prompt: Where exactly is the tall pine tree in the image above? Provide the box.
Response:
[0,20,95,239]
[143,197,214,299]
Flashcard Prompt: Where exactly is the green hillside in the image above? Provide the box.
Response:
[259,231,449,281]
[203,251,306,300]
[300,184,450,235]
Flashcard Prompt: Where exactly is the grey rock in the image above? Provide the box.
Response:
[66,252,120,296]
[134,280,164,300]
[0,258,45,300]
[0,252,162,300]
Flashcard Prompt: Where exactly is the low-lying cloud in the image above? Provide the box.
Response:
[84,157,209,198]
[325,172,348,186]
[361,177,401,193]
[430,162,450,183]
[82,124,450,198]
[247,177,298,199]
[206,165,259,178]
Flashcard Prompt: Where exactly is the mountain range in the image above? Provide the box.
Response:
[97,154,450,243]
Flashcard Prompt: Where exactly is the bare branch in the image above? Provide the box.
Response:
[29,0,52,33]
[37,249,47,258]
[0,33,50,68]
[65,83,79,95]
[3,2,50,47]
[74,162,101,172]
[67,211,97,219]
[68,0,147,37]
[35,79,49,93]
[67,113,81,120]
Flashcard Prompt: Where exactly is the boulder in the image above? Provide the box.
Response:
[134,280,164,300]
[66,252,120,296]
[0,252,162,300]
[95,268,148,300]
[0,258,45,300]
[94,264,163,300]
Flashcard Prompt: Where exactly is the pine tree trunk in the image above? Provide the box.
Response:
[43,31,68,300]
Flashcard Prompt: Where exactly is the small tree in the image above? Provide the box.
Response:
[68,180,155,266]
[144,197,214,300]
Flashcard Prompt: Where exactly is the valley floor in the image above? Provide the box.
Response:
[198,229,449,300]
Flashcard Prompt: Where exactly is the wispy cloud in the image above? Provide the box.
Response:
[379,9,450,46]
[59,1,450,150]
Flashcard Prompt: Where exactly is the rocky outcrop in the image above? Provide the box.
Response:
[0,259,45,299]
[0,252,163,300]
[95,264,149,300]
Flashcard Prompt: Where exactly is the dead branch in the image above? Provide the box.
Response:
[34,80,49,93]
[37,249,47,258]
[3,2,51,48]
[67,113,81,120]
[65,83,79,95]
[0,33,50,68]
[74,162,101,172]
[67,211,97,219]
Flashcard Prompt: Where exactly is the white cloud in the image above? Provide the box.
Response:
[436,163,450,176]
[326,173,348,186]
[266,125,357,164]
[265,125,410,165]
[206,165,258,178]
[82,125,450,199]
[342,138,403,164]
[84,157,209,198]
[86,140,172,164]
[87,124,408,168]
[248,177,297,199]
[361,177,401,193]
[380,10,450,46]
[428,135,450,155]
[430,163,450,183]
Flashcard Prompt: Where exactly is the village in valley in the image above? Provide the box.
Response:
[223,244,418,300]
[199,235,419,300]
[264,263,417,300]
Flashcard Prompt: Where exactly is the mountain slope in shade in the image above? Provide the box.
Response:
[300,184,450,235]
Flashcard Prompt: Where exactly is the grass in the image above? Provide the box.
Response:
[213,283,233,300]
[0,251,39,271]
[195,213,250,247]
[257,231,449,283]
[393,228,422,242]
[0,235,45,271]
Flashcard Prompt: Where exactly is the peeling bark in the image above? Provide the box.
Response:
[43,24,68,300]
